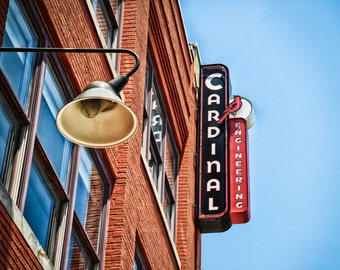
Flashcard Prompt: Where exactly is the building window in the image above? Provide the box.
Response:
[88,0,122,69]
[66,147,106,269]
[67,233,87,269]
[0,1,111,268]
[75,147,103,250]
[0,102,18,184]
[90,0,122,49]
[37,64,72,188]
[0,0,36,112]
[23,157,59,252]
[134,244,148,270]
[164,134,178,233]
[142,57,178,240]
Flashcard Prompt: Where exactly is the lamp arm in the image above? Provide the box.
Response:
[0,47,140,78]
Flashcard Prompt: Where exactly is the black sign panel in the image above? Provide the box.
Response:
[197,64,232,233]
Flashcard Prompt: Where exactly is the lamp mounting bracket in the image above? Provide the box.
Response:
[0,47,140,78]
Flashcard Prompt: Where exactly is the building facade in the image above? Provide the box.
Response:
[0,0,201,269]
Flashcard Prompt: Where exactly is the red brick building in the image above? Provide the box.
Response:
[0,0,201,269]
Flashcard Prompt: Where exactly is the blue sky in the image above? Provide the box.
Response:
[180,1,340,269]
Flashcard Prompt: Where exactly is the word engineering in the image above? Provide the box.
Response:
[229,118,250,224]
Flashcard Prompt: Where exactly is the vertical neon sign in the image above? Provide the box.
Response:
[197,64,231,233]
[228,118,250,224]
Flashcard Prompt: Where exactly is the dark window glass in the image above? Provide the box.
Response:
[0,104,13,181]
[75,147,103,251]
[91,0,120,48]
[134,244,148,270]
[23,160,55,250]
[0,0,36,111]
[67,234,87,270]
[37,65,71,188]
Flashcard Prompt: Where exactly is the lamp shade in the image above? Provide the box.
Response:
[56,81,137,148]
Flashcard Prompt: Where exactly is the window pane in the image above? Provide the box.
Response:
[95,0,113,47]
[23,160,55,251]
[141,114,149,158]
[75,147,103,250]
[164,134,177,237]
[75,148,91,224]
[37,65,71,188]
[110,0,120,17]
[134,257,144,270]
[165,135,176,192]
[150,88,163,151]
[67,234,87,270]
[142,57,178,241]
[164,184,174,228]
[148,142,162,193]
[0,104,13,181]
[0,0,37,111]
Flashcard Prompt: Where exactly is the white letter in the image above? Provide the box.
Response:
[208,110,219,122]
[207,179,221,191]
[236,193,243,200]
[152,115,162,126]
[207,94,220,105]
[154,131,162,143]
[235,153,242,159]
[235,137,242,143]
[207,161,221,173]
[235,177,243,183]
[211,143,216,155]
[209,197,219,211]
[208,126,220,138]
[205,73,223,90]
[236,202,243,208]
[235,130,242,135]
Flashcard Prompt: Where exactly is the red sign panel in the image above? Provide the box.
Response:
[229,118,250,224]
[197,64,232,233]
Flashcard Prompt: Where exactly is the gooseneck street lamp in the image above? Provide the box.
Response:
[0,47,140,148]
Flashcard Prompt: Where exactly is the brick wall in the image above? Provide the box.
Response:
[0,203,43,270]
[0,0,9,45]
[104,0,201,269]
